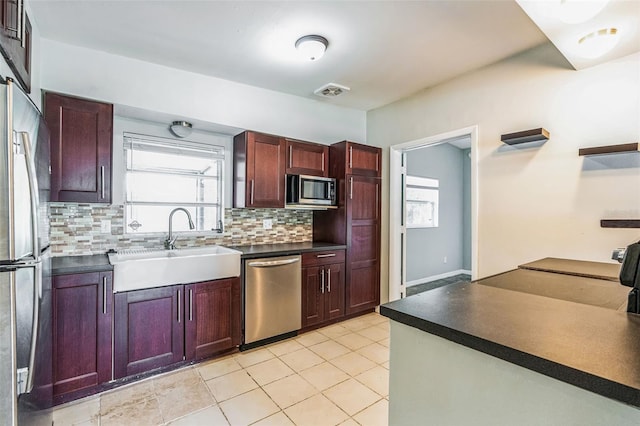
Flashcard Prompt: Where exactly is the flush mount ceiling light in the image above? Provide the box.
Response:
[169,121,193,138]
[295,35,329,61]
[576,27,619,59]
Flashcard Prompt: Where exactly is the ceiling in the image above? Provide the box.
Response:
[30,1,549,111]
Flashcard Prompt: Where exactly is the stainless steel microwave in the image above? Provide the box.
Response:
[286,174,337,208]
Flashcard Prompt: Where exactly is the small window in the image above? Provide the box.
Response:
[123,133,224,234]
[405,175,439,228]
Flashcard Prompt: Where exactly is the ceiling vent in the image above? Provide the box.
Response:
[314,83,351,98]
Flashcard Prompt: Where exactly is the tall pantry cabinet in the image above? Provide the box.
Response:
[314,141,382,315]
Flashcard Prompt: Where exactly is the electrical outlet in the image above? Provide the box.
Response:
[101,219,111,233]
[263,219,273,230]
[443,256,447,264]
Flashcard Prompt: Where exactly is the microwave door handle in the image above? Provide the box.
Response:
[19,132,40,260]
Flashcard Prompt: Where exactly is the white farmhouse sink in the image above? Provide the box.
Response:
[108,245,242,293]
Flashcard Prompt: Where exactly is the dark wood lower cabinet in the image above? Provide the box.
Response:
[114,278,242,379]
[52,272,112,399]
[114,285,184,379]
[301,251,346,328]
[185,278,241,361]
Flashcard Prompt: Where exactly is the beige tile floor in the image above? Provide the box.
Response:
[53,312,390,426]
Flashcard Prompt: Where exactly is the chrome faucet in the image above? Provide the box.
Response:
[165,208,195,250]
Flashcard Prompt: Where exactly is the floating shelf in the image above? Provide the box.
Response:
[501,128,550,145]
[601,220,640,229]
[579,142,639,156]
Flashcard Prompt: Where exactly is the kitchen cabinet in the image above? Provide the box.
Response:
[185,278,241,360]
[0,0,32,92]
[234,131,286,208]
[44,92,113,203]
[301,250,346,328]
[114,278,241,379]
[314,141,382,316]
[329,140,381,178]
[52,271,112,400]
[286,138,329,177]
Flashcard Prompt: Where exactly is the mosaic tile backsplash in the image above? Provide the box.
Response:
[50,203,313,256]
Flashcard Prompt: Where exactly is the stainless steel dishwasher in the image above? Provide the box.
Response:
[244,255,301,345]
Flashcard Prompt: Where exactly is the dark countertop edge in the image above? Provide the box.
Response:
[51,254,113,276]
[232,242,347,259]
[380,305,640,408]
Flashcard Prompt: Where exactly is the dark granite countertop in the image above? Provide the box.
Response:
[519,257,621,282]
[229,242,346,259]
[51,254,112,276]
[381,275,640,408]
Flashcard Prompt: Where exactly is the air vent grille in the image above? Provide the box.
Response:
[314,83,351,98]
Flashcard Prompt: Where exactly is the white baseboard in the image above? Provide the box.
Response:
[406,269,472,287]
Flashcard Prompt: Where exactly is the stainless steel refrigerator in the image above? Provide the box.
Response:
[0,78,52,425]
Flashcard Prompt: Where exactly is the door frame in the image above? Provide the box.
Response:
[388,125,479,302]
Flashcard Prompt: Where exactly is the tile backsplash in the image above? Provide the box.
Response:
[50,203,313,256]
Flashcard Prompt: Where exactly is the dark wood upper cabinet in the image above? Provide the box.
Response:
[114,285,184,379]
[44,92,113,203]
[329,141,381,178]
[234,131,286,208]
[0,0,31,92]
[185,278,241,361]
[52,271,112,401]
[286,139,329,177]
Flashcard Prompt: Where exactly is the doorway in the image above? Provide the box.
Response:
[389,126,478,301]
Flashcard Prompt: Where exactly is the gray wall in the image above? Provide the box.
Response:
[406,143,470,282]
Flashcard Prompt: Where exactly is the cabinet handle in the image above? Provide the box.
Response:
[289,145,293,168]
[322,152,325,172]
[320,269,325,294]
[189,289,193,321]
[100,166,105,199]
[349,146,353,169]
[327,267,331,293]
[350,177,353,200]
[250,180,254,205]
[102,276,107,314]
[316,253,336,258]
[177,290,181,323]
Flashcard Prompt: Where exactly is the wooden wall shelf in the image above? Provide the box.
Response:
[601,220,640,229]
[501,128,549,145]
[579,143,639,156]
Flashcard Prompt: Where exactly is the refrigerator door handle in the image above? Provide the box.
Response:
[25,263,40,393]
[18,131,40,260]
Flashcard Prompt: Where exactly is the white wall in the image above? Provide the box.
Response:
[369,43,640,303]
[39,39,366,144]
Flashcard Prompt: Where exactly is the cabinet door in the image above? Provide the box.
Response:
[234,131,286,208]
[44,92,113,203]
[301,266,324,327]
[286,139,329,177]
[185,278,241,361]
[346,142,381,177]
[0,1,31,92]
[114,285,183,379]
[52,272,112,398]
[346,175,381,314]
[324,263,345,321]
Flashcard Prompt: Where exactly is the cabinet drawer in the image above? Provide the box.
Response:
[302,250,345,267]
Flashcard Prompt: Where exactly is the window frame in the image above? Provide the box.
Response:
[405,175,439,229]
[122,132,225,235]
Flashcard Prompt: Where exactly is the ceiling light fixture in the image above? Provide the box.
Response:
[576,27,619,59]
[295,35,329,61]
[169,121,193,138]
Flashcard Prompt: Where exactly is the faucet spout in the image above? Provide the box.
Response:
[165,208,195,250]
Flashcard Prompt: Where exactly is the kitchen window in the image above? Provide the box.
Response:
[405,175,439,228]
[123,133,224,234]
